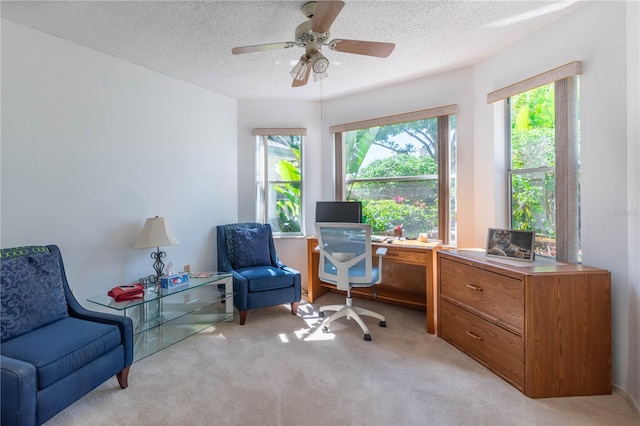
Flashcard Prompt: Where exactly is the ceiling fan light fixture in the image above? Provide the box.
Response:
[309,50,329,73]
[290,55,310,81]
[313,69,328,83]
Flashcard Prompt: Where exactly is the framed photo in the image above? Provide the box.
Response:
[486,228,535,262]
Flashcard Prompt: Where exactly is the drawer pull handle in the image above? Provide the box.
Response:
[466,331,483,341]
[466,284,483,291]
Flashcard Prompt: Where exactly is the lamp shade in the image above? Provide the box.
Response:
[309,50,329,73]
[134,216,180,249]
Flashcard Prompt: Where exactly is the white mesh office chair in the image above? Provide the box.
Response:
[315,222,387,341]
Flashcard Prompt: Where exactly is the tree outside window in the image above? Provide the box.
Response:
[338,111,456,244]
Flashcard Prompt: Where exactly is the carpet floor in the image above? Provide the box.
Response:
[46,293,639,425]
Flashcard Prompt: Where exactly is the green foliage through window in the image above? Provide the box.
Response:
[343,114,456,242]
[509,84,557,255]
[257,134,302,234]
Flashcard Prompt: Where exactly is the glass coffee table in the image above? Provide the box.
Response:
[88,273,233,362]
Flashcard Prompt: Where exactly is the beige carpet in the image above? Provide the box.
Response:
[46,293,639,426]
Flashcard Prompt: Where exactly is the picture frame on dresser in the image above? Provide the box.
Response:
[486,228,535,261]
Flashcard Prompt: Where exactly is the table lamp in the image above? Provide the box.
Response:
[134,216,180,279]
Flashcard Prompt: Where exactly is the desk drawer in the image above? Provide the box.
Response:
[440,300,523,389]
[440,258,523,333]
[381,247,426,265]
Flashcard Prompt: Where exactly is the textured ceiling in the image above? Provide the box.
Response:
[1,1,586,101]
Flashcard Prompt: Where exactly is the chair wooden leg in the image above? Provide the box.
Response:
[239,310,248,325]
[291,301,299,315]
[116,366,130,389]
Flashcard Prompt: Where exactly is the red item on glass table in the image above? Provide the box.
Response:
[107,284,145,302]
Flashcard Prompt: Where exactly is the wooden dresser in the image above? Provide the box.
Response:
[437,249,611,398]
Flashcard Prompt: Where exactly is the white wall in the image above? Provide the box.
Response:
[1,20,238,305]
[235,1,638,407]
[625,0,640,410]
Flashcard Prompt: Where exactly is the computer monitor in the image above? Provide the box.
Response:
[315,201,362,223]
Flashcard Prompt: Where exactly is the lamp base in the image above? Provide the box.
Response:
[150,247,166,278]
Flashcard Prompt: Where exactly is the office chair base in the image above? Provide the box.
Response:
[318,300,386,341]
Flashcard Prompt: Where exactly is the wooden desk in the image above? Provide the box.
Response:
[306,237,440,334]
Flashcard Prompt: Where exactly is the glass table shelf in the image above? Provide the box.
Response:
[88,273,234,362]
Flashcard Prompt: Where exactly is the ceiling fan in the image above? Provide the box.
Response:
[231,1,395,88]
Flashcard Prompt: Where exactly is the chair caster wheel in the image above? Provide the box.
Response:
[322,326,329,333]
[379,321,387,327]
[364,334,372,341]
[319,311,325,318]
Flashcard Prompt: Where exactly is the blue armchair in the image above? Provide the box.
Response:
[217,223,301,325]
[1,245,133,426]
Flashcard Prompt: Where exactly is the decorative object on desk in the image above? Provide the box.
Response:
[160,272,189,289]
[134,216,180,279]
[139,274,158,288]
[107,284,145,302]
[393,224,403,239]
[486,228,535,261]
[418,233,428,242]
[164,261,176,276]
[190,272,214,278]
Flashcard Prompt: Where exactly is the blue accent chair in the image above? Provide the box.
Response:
[217,223,301,325]
[1,245,133,426]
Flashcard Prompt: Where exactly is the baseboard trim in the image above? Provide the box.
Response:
[613,384,640,417]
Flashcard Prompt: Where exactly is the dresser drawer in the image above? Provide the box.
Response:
[440,258,523,334]
[439,300,524,389]
[381,248,426,265]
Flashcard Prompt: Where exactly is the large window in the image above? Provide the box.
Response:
[331,106,457,245]
[255,128,304,236]
[489,61,581,262]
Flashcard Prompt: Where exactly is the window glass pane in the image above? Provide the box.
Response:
[349,178,439,238]
[344,118,443,239]
[509,83,557,257]
[269,182,301,233]
[257,134,302,235]
[510,170,556,256]
[510,85,555,170]
[267,135,300,180]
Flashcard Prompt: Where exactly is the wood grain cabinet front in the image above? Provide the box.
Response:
[437,249,611,398]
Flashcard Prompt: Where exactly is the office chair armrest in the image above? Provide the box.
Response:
[376,248,388,256]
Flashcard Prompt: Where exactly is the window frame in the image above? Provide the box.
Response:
[330,105,458,245]
[254,128,306,237]
[488,61,581,262]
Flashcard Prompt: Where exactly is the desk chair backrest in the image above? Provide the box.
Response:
[315,222,375,291]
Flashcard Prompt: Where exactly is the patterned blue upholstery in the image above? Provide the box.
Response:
[222,222,263,267]
[228,226,271,269]
[1,251,69,342]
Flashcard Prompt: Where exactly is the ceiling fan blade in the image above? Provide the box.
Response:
[330,39,395,58]
[292,65,311,88]
[311,1,345,33]
[232,42,293,55]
